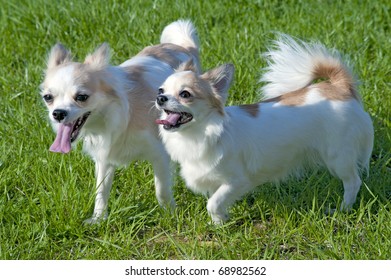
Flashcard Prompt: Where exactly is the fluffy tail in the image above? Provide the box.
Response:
[160,19,201,73]
[260,34,358,100]
[160,19,200,52]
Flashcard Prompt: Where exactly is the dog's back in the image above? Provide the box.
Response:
[121,20,200,85]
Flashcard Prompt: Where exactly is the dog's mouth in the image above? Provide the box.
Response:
[49,112,91,153]
[155,110,193,130]
[70,112,90,142]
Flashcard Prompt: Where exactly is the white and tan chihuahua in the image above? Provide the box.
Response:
[41,20,200,224]
[155,35,374,224]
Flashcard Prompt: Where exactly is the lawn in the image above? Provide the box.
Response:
[0,0,390,259]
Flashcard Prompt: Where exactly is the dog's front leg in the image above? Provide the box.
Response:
[84,161,115,224]
[150,150,175,210]
[207,182,253,224]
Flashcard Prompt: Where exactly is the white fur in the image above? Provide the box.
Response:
[157,35,374,224]
[160,19,200,50]
[41,20,200,223]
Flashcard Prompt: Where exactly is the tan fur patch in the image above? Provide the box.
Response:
[73,64,99,92]
[262,82,359,106]
[162,43,199,64]
[137,43,195,69]
[122,65,160,133]
[262,87,309,106]
[127,82,160,133]
[123,64,145,82]
[176,59,199,73]
[202,85,225,116]
[99,78,117,97]
[178,71,225,115]
[312,63,359,101]
[315,82,358,101]
[239,103,260,117]
[72,64,118,99]
[261,62,359,106]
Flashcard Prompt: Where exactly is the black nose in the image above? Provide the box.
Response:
[52,109,68,122]
[156,95,168,106]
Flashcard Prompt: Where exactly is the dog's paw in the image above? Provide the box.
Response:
[83,217,101,225]
[83,213,107,225]
[339,202,353,212]
[168,199,176,211]
[325,203,353,216]
[207,200,229,224]
[159,198,176,212]
[209,212,229,225]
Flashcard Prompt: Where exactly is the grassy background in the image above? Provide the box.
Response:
[0,0,390,259]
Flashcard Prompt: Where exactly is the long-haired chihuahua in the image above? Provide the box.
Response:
[41,20,200,223]
[156,35,373,224]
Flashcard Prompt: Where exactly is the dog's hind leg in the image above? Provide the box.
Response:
[326,152,362,211]
[84,161,115,224]
[340,172,362,210]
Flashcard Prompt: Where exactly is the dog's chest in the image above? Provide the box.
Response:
[180,159,224,195]
[83,131,158,166]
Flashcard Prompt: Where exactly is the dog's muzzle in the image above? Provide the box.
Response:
[52,109,68,122]
[156,95,168,106]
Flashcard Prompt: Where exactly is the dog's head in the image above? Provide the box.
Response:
[41,43,116,153]
[155,60,234,132]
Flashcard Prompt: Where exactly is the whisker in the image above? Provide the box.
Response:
[148,101,158,115]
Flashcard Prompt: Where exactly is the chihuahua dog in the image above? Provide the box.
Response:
[155,35,374,224]
[41,20,200,224]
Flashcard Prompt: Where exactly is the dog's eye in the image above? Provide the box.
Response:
[75,94,89,102]
[179,90,191,98]
[158,88,164,95]
[43,94,53,103]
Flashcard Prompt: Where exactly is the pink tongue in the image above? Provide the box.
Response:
[49,123,73,153]
[155,113,181,126]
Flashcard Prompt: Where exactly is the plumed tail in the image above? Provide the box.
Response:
[160,19,200,52]
[160,19,201,72]
[260,34,358,101]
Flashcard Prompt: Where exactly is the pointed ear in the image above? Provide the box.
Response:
[84,43,110,68]
[47,43,72,70]
[176,58,199,73]
[201,63,234,102]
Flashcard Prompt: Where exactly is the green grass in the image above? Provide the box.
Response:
[0,0,390,259]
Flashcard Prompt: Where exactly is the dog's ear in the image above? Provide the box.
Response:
[47,43,72,69]
[84,43,110,69]
[202,63,234,102]
[176,58,198,73]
